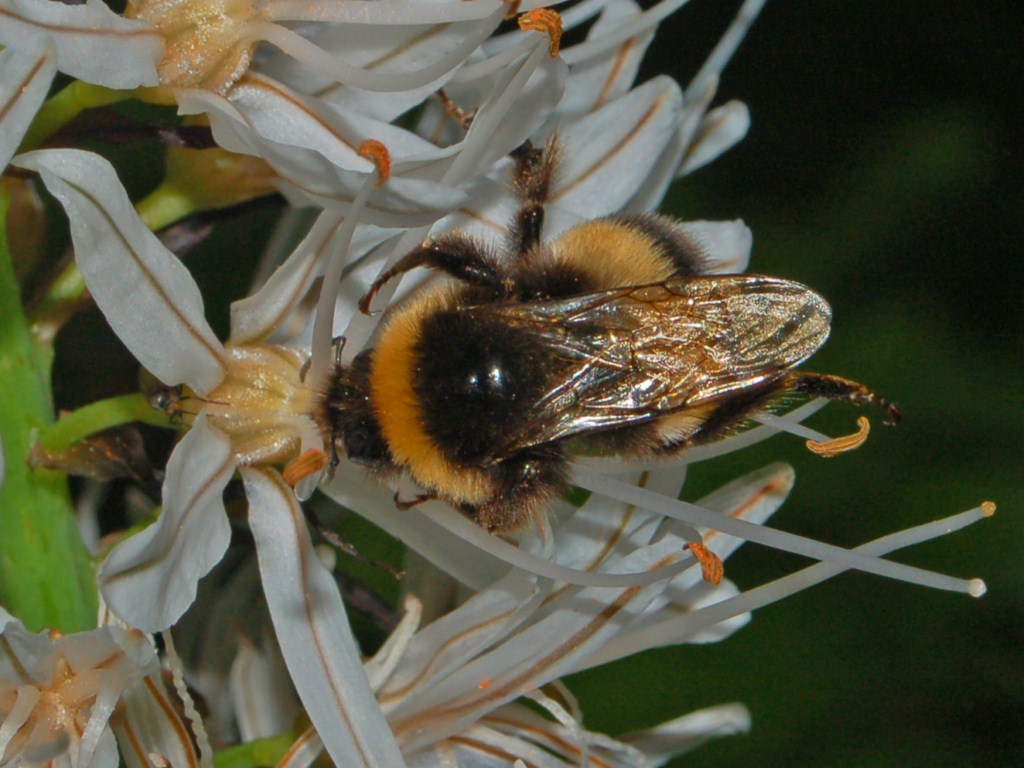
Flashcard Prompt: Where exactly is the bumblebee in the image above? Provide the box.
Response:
[315,138,898,533]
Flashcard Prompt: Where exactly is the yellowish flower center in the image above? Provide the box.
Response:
[185,344,318,466]
[126,0,266,93]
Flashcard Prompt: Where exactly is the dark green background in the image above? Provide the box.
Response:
[572,2,1023,766]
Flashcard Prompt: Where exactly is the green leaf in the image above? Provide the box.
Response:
[0,189,97,631]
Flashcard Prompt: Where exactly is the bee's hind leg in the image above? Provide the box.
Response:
[786,372,901,425]
[508,136,560,258]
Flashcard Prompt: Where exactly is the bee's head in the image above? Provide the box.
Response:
[314,349,389,468]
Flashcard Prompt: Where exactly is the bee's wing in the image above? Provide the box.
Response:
[478,275,831,457]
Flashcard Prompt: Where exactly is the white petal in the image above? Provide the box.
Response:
[267,0,504,25]
[559,0,654,117]
[0,0,161,88]
[618,77,716,213]
[407,723,570,768]
[377,574,544,712]
[675,219,753,274]
[322,460,512,591]
[242,467,404,768]
[550,466,687,570]
[364,596,422,693]
[550,75,683,221]
[451,49,568,179]
[115,672,200,768]
[622,703,751,766]
[13,149,228,394]
[99,414,235,632]
[680,99,750,176]
[480,702,650,768]
[388,538,686,752]
[178,79,467,226]
[264,19,494,123]
[694,462,793,557]
[229,211,393,345]
[229,639,300,741]
[0,43,55,169]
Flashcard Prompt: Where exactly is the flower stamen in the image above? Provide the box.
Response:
[357,140,391,188]
[686,541,724,585]
[518,9,563,58]
[282,448,329,486]
[806,415,871,457]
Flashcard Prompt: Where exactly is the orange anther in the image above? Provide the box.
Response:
[518,8,563,58]
[807,415,871,457]
[980,501,996,517]
[358,139,391,187]
[478,678,492,690]
[686,541,723,586]
[502,0,521,19]
[282,448,329,486]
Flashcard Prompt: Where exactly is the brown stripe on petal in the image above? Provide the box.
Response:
[480,714,620,767]
[142,676,199,768]
[313,23,458,101]
[553,92,668,199]
[0,7,163,42]
[539,471,648,610]
[377,603,523,706]
[391,559,673,743]
[260,468,378,766]
[102,448,234,584]
[703,471,792,544]
[0,51,51,125]
[592,37,636,112]
[0,635,32,683]
[60,177,229,377]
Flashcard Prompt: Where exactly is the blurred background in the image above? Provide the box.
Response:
[46,0,1022,765]
[572,2,1023,766]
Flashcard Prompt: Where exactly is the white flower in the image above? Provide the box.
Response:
[12,145,409,765]
[184,464,990,767]
[0,609,156,768]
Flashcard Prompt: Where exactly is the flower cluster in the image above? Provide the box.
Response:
[0,0,989,765]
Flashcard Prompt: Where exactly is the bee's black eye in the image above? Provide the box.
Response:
[345,428,369,458]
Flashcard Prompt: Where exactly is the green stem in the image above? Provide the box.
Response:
[136,181,200,232]
[19,81,130,153]
[38,394,176,454]
[213,734,295,768]
[0,193,97,632]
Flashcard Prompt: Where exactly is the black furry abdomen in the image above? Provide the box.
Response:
[413,308,553,464]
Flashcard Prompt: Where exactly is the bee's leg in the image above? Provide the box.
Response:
[466,448,567,533]
[437,88,476,132]
[786,372,901,425]
[657,372,899,456]
[359,234,513,313]
[508,135,560,258]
